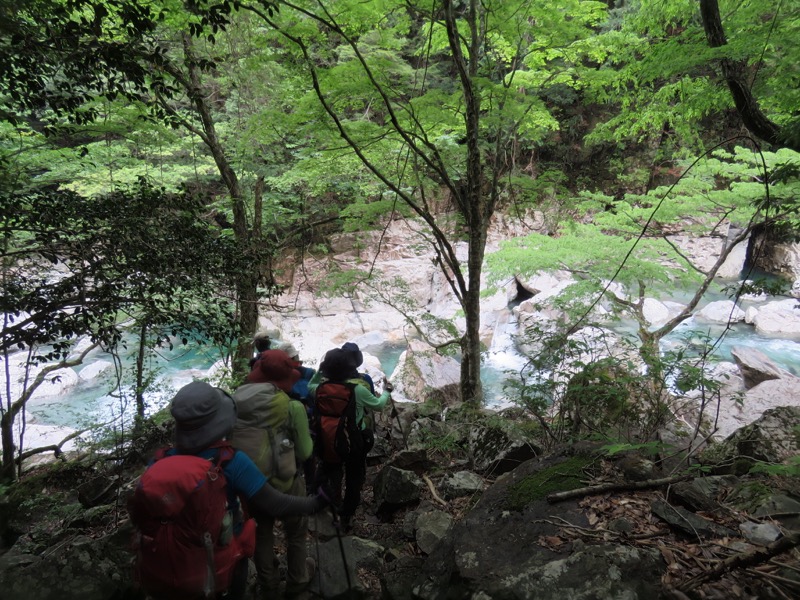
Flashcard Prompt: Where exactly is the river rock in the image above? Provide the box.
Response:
[390,339,461,404]
[695,300,746,324]
[702,405,800,469]
[756,240,800,279]
[78,360,113,381]
[667,230,746,277]
[752,298,800,336]
[643,298,670,327]
[730,345,787,388]
[1,352,80,402]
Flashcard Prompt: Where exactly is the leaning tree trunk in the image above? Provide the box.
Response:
[699,0,799,153]
[181,35,259,377]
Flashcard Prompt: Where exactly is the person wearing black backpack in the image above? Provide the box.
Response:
[308,348,392,532]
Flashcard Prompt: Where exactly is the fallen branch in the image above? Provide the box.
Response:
[676,532,800,594]
[547,474,692,503]
[15,426,95,462]
[422,474,447,507]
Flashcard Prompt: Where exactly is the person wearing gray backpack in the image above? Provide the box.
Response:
[231,350,315,599]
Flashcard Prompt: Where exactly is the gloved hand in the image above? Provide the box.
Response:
[313,485,335,513]
[383,378,394,393]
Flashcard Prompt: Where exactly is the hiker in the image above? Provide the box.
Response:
[340,341,384,435]
[275,341,319,493]
[250,327,280,368]
[128,381,329,600]
[309,347,392,531]
[340,341,376,394]
[276,342,316,403]
[231,350,316,599]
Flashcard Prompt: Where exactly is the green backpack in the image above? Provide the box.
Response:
[230,383,297,492]
[348,377,375,431]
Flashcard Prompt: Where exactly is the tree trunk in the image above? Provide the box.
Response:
[134,319,148,430]
[0,410,15,482]
[182,35,259,377]
[699,0,798,152]
[461,226,487,405]
[445,0,487,407]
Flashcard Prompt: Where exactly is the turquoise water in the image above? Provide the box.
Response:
[27,288,800,431]
[27,341,223,430]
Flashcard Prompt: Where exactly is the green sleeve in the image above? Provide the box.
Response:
[354,384,389,414]
[307,370,324,396]
[288,400,313,462]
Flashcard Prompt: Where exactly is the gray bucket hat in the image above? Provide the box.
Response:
[171,381,237,453]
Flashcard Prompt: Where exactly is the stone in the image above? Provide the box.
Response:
[391,339,461,405]
[415,510,453,554]
[372,466,423,513]
[651,498,736,538]
[702,405,800,469]
[695,300,746,324]
[400,451,666,599]
[78,360,113,381]
[441,471,484,499]
[468,422,539,476]
[643,298,670,327]
[712,379,800,440]
[670,476,739,513]
[731,345,787,389]
[752,299,800,336]
[751,494,800,530]
[307,535,382,599]
[739,521,783,546]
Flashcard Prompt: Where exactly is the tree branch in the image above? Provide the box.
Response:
[546,474,692,503]
[676,531,800,593]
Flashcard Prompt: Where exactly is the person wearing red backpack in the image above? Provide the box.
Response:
[308,348,392,532]
[128,381,330,600]
[231,349,316,599]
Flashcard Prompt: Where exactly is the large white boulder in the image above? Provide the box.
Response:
[752,298,800,336]
[390,339,461,404]
[713,376,800,440]
[695,300,746,324]
[643,298,670,327]
[0,353,80,403]
[78,360,113,382]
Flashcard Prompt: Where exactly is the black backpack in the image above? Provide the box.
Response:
[314,381,362,463]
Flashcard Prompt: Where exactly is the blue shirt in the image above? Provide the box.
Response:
[170,447,268,500]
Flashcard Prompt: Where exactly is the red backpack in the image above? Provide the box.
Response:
[314,381,362,463]
[127,444,256,599]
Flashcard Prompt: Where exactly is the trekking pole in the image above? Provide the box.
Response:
[327,502,353,594]
[384,379,408,451]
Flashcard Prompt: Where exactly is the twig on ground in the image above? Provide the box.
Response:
[422,474,447,507]
[546,474,692,503]
[676,532,800,593]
